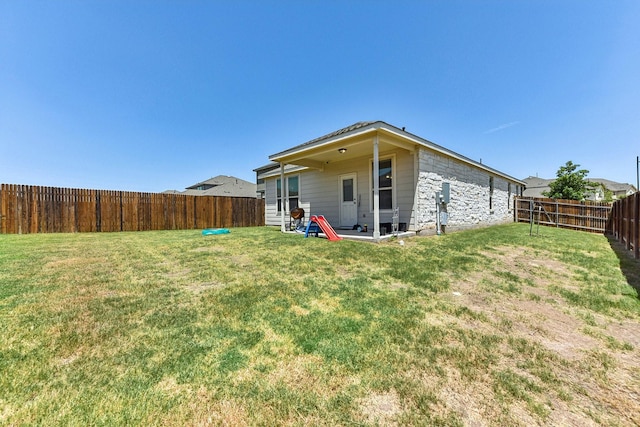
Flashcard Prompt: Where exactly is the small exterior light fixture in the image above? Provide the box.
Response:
[338,148,347,154]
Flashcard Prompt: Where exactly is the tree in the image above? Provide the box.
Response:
[543,161,596,200]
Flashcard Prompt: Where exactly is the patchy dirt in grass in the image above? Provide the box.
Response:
[441,245,640,426]
[165,268,191,279]
[290,304,310,316]
[191,245,226,253]
[265,354,324,390]
[358,389,402,426]
[184,282,225,294]
[336,265,354,279]
[158,388,250,426]
[44,257,104,269]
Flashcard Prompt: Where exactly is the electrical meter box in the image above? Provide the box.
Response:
[441,182,450,204]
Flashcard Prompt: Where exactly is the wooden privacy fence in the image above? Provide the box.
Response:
[514,197,612,234]
[0,184,265,234]
[606,192,640,260]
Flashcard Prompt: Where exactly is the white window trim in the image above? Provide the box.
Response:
[369,154,396,213]
[276,174,300,214]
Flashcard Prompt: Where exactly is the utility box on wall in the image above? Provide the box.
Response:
[441,182,450,204]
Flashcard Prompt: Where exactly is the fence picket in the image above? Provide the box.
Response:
[515,197,612,234]
[605,192,640,260]
[0,184,264,234]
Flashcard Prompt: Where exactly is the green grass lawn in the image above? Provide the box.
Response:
[1,223,639,426]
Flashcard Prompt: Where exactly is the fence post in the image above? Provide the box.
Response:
[635,193,639,259]
[626,193,632,251]
[0,184,5,234]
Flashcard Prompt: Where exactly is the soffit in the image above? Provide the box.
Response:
[271,128,418,169]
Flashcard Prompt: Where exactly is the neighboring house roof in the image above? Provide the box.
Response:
[267,120,526,186]
[522,176,637,199]
[589,178,637,195]
[522,176,554,197]
[165,175,257,197]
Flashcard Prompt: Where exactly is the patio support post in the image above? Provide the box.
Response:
[280,162,286,232]
[373,134,381,240]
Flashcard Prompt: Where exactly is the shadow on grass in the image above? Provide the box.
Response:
[606,234,640,299]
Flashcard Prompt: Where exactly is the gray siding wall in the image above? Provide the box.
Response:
[264,149,416,228]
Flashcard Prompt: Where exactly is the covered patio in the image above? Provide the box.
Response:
[271,122,419,241]
[287,225,415,242]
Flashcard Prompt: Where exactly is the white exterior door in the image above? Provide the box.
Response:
[340,174,358,228]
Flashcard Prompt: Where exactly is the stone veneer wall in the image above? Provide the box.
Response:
[415,149,515,232]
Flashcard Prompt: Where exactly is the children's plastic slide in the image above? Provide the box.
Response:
[305,215,342,241]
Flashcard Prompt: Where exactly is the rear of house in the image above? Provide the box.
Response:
[256,121,524,239]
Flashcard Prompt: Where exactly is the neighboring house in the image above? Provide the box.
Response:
[165,175,257,198]
[254,164,277,199]
[521,177,553,198]
[254,163,298,199]
[256,121,526,240]
[589,179,637,200]
[522,176,637,201]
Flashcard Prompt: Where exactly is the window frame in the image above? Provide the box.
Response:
[489,176,494,210]
[369,155,396,212]
[276,175,300,213]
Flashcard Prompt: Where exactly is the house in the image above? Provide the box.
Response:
[588,179,636,200]
[164,175,257,198]
[256,121,526,240]
[521,177,553,198]
[522,176,636,201]
[254,162,295,199]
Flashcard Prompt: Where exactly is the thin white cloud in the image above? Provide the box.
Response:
[484,121,520,134]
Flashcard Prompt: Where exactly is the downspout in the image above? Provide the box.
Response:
[373,134,380,240]
[410,149,419,232]
[280,162,286,232]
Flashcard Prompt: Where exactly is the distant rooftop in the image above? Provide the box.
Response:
[522,176,636,199]
[164,175,257,198]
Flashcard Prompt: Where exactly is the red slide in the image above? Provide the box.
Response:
[309,215,342,241]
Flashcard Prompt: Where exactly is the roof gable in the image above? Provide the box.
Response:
[267,121,525,186]
[183,175,256,197]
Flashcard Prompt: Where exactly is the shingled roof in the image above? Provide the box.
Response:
[270,121,377,158]
[183,175,257,197]
[522,176,636,199]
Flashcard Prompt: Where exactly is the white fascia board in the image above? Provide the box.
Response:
[268,123,380,161]
[258,165,308,180]
[267,121,525,186]
[380,125,526,186]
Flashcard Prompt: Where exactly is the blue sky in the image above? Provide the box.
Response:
[1,1,639,192]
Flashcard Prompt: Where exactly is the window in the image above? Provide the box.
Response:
[489,176,494,210]
[371,158,393,211]
[277,175,299,213]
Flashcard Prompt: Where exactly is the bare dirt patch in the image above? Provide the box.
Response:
[444,245,640,425]
[191,246,226,253]
[358,389,402,426]
[44,257,103,269]
[265,354,324,390]
[165,268,191,279]
[185,282,225,294]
